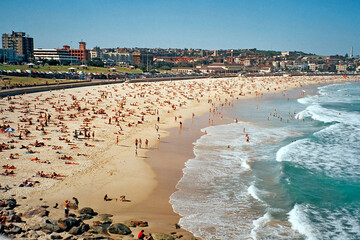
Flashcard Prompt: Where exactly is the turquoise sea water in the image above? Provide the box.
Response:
[170,82,360,240]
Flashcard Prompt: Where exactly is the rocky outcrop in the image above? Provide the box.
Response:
[57,218,81,231]
[99,214,113,224]
[123,220,149,228]
[50,233,63,239]
[0,197,180,240]
[79,207,96,216]
[90,222,111,235]
[152,232,176,240]
[5,199,17,209]
[42,219,62,233]
[23,206,49,218]
[107,223,132,235]
[78,213,93,220]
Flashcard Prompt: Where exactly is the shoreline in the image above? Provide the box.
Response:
[0,76,359,239]
[119,78,359,239]
[117,101,236,239]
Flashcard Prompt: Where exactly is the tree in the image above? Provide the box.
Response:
[86,58,104,67]
[47,59,60,66]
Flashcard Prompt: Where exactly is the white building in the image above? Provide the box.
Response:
[309,63,317,71]
[281,51,290,56]
[103,52,132,64]
[90,47,103,60]
[34,49,78,63]
[336,64,347,72]
[171,67,194,73]
[272,61,280,68]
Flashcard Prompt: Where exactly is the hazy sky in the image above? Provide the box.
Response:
[1,0,359,56]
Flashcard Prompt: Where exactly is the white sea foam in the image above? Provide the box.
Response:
[251,212,272,239]
[276,139,304,162]
[297,95,320,105]
[296,103,360,125]
[171,121,294,239]
[299,82,360,108]
[247,182,262,202]
[275,123,360,179]
[288,204,318,240]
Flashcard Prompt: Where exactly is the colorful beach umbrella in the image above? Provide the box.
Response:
[5,127,15,132]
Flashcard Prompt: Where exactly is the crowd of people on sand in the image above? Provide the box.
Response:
[0,75,359,224]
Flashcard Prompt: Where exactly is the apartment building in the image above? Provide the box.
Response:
[2,31,34,61]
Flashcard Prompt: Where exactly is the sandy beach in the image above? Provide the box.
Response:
[0,75,359,239]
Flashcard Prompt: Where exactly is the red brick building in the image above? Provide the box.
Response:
[62,42,89,62]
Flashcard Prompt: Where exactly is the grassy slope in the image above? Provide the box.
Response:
[0,75,83,88]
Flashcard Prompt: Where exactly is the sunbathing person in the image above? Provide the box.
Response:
[2,164,16,169]
[2,170,15,176]
[60,155,73,160]
[20,179,36,187]
[84,142,95,147]
[26,149,39,154]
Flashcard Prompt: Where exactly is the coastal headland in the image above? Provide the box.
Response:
[0,75,359,239]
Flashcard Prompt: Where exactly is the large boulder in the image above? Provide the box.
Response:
[42,220,62,233]
[10,214,22,222]
[107,223,131,235]
[57,218,81,231]
[123,220,148,228]
[152,232,175,240]
[0,200,6,207]
[90,222,111,235]
[80,223,90,233]
[5,224,22,235]
[50,233,63,239]
[28,230,40,239]
[23,206,49,218]
[79,207,95,216]
[28,223,42,231]
[5,199,17,209]
[68,223,89,235]
[69,226,82,235]
[99,214,113,224]
[78,213,93,220]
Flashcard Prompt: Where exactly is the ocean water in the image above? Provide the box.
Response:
[170,82,360,240]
